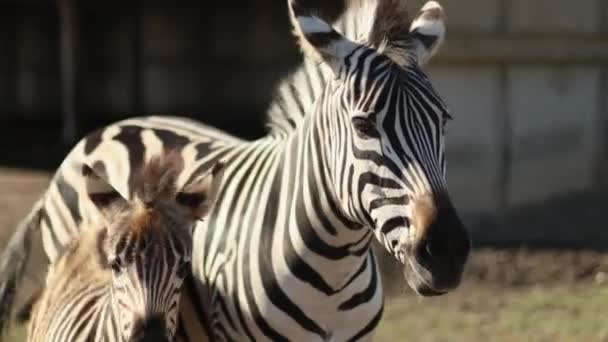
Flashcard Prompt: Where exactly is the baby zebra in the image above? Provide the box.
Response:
[27,154,223,342]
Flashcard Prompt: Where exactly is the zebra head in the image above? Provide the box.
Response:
[84,155,224,341]
[288,0,470,296]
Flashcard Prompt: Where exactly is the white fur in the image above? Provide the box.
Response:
[409,1,446,64]
[421,0,442,12]
[410,1,445,37]
[322,38,360,60]
[297,15,333,34]
[83,165,114,195]
[411,18,445,38]
[291,12,360,71]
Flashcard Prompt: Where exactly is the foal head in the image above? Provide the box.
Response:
[84,154,223,341]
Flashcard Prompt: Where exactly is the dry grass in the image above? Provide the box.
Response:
[376,284,608,342]
[1,168,608,341]
[3,325,25,342]
[6,284,608,342]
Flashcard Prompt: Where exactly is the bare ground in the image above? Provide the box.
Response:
[1,168,607,341]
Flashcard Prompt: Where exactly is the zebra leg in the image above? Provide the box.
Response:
[14,287,42,324]
[0,198,45,335]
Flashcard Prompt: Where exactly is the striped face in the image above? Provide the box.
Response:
[290,0,470,295]
[104,212,192,342]
[83,155,224,340]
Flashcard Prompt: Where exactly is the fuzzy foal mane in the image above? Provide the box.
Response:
[134,152,184,207]
[128,151,186,237]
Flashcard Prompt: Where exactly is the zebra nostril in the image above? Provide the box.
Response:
[415,239,434,265]
[425,243,433,258]
[420,234,457,265]
[391,240,399,250]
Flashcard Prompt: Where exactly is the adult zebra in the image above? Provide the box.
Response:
[0,0,471,340]
[28,155,222,342]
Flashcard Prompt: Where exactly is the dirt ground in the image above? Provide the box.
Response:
[375,244,608,295]
[0,168,50,243]
[1,167,607,341]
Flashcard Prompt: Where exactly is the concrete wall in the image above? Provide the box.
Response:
[1,0,607,242]
[0,4,59,117]
[420,0,608,216]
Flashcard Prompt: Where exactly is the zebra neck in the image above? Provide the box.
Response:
[279,116,373,291]
[94,293,122,340]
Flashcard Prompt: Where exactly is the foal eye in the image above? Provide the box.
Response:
[352,116,377,137]
[176,259,191,278]
[110,257,123,273]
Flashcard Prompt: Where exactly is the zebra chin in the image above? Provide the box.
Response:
[129,333,170,342]
[402,257,461,297]
[389,193,471,296]
[129,331,171,342]
[128,315,171,342]
[398,237,470,296]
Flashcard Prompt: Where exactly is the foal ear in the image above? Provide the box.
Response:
[287,0,364,75]
[409,1,446,66]
[177,161,225,219]
[82,162,127,220]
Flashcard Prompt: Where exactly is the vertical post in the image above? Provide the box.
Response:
[593,70,608,188]
[591,2,608,188]
[131,0,143,114]
[5,6,19,115]
[58,0,78,144]
[496,67,511,215]
[495,0,512,217]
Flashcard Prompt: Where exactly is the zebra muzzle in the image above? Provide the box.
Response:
[402,193,471,295]
[130,315,170,342]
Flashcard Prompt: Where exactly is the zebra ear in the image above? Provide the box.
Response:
[287,0,361,74]
[82,163,126,218]
[409,1,446,66]
[177,161,225,219]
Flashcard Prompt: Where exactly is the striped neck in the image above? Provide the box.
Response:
[278,113,373,291]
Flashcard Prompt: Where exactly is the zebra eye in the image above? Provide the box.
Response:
[176,259,191,278]
[110,257,123,273]
[352,116,377,137]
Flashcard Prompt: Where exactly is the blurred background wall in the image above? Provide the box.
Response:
[1,0,607,247]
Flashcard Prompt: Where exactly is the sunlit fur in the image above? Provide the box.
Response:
[27,155,220,342]
[1,1,469,341]
[312,49,452,261]
[280,0,469,297]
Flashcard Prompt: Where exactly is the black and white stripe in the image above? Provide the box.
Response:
[27,223,189,342]
[27,154,220,342]
[1,1,470,341]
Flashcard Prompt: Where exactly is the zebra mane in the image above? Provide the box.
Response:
[135,152,184,207]
[83,151,187,242]
[265,0,412,138]
[128,152,188,239]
